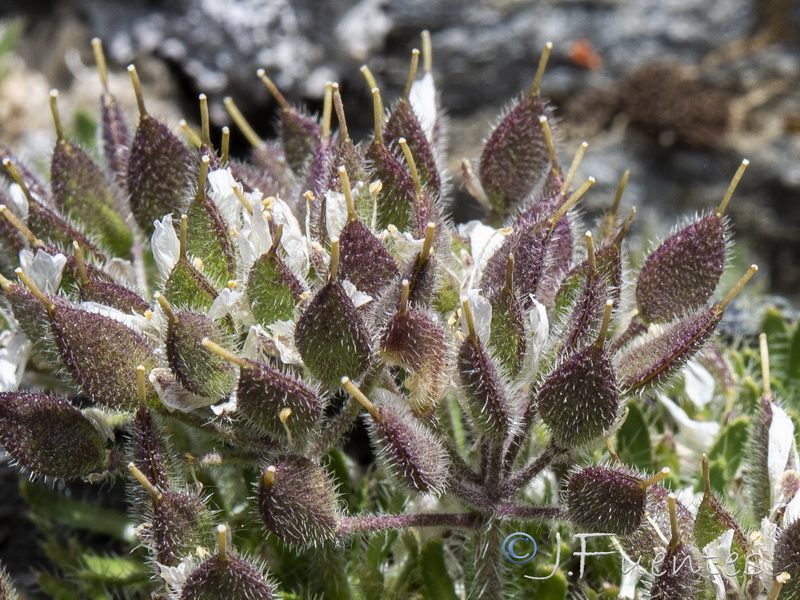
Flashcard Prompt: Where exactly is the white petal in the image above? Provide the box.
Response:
[658,394,721,453]
[152,215,180,280]
[378,226,425,264]
[239,204,272,273]
[207,167,241,228]
[461,289,492,343]
[266,319,303,366]
[210,396,238,417]
[271,197,309,279]
[784,486,800,527]
[341,279,373,308]
[0,330,30,391]
[242,324,274,363]
[768,403,796,508]
[702,529,736,599]
[19,248,66,292]
[325,189,348,240]
[149,368,217,412]
[685,362,715,408]
[457,221,511,286]
[207,288,244,321]
[7,183,29,220]
[409,72,437,144]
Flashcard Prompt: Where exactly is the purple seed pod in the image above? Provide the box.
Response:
[338,220,399,297]
[343,379,448,494]
[648,495,705,599]
[3,281,60,367]
[537,312,619,449]
[233,354,326,445]
[558,267,609,356]
[636,213,727,323]
[294,279,372,390]
[164,306,236,400]
[151,491,214,567]
[773,519,800,599]
[620,485,695,563]
[79,280,149,314]
[180,525,274,600]
[100,91,130,187]
[385,101,441,196]
[258,455,340,545]
[457,300,512,438]
[379,291,449,417]
[249,141,295,198]
[131,402,171,491]
[566,465,669,535]
[50,302,158,409]
[0,147,50,202]
[488,287,526,377]
[0,392,106,478]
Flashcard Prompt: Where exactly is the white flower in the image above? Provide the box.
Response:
[685,362,715,408]
[266,319,303,365]
[152,215,180,279]
[271,196,310,279]
[239,203,272,273]
[657,394,721,454]
[457,220,511,286]
[149,368,220,412]
[0,329,29,391]
[242,322,303,366]
[409,72,437,144]
[341,279,372,308]
[207,288,245,322]
[378,225,425,264]
[19,248,66,292]
[460,288,492,343]
[207,167,244,228]
[768,403,798,512]
[158,554,197,591]
[521,297,548,379]
[702,529,739,599]
[7,183,28,220]
[325,189,349,240]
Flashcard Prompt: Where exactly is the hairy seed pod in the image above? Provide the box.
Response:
[385,101,440,194]
[488,286,526,377]
[51,303,158,409]
[649,540,704,599]
[247,251,304,326]
[167,311,236,399]
[559,270,609,356]
[186,191,236,287]
[458,336,511,438]
[51,139,132,256]
[258,456,339,545]
[616,308,722,394]
[295,282,372,389]
[566,466,648,536]
[3,282,60,368]
[164,259,219,314]
[281,106,320,176]
[537,345,619,448]
[636,214,726,323]
[620,486,695,562]
[361,390,448,493]
[0,392,106,478]
[131,403,171,491]
[237,359,325,444]
[180,553,274,600]
[151,491,214,567]
[366,141,415,231]
[773,519,800,599]
[380,308,448,416]
[127,115,192,235]
[338,219,399,297]
[747,397,774,520]
[26,203,106,260]
[80,280,150,314]
[478,93,549,214]
[100,91,130,186]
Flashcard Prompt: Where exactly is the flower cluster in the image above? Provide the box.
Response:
[0,34,788,599]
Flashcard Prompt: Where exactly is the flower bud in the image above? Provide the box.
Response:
[295,281,372,389]
[537,344,619,448]
[127,115,192,235]
[166,310,236,400]
[0,392,106,478]
[258,456,340,545]
[636,214,726,323]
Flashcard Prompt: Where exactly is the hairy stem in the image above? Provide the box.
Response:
[503,440,563,497]
[469,521,504,600]
[339,512,481,535]
[495,504,564,521]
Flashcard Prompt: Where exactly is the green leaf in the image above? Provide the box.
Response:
[617,402,653,470]
[80,554,150,585]
[706,417,749,495]
[788,321,800,380]
[420,539,459,600]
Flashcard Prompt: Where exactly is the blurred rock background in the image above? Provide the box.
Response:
[0,0,798,593]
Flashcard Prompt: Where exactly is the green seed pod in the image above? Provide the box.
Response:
[636,213,727,323]
[487,257,526,376]
[0,392,106,478]
[258,456,340,545]
[366,141,415,231]
[50,302,158,409]
[566,466,669,536]
[127,97,192,235]
[51,137,132,257]
[344,380,448,494]
[180,553,274,600]
[295,280,372,389]
[165,308,236,399]
[773,519,800,599]
[164,258,219,314]
[338,219,398,297]
[478,92,550,215]
[235,356,325,445]
[537,343,619,449]
[3,282,60,368]
[151,491,215,566]
[247,241,304,327]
